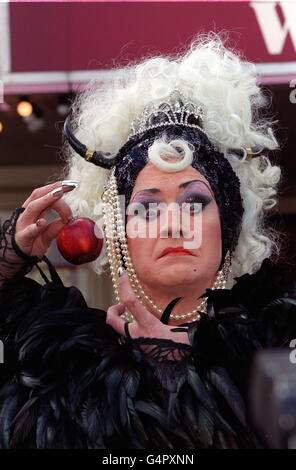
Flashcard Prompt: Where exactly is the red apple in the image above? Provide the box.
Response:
[56,217,103,265]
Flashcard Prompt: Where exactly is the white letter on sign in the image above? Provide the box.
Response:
[250,2,296,54]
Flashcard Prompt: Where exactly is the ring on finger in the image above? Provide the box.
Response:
[124,322,132,340]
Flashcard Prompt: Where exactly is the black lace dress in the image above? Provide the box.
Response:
[1,212,296,449]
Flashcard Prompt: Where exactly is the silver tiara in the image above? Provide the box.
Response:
[127,89,205,139]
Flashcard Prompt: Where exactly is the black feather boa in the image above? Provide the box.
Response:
[0,258,296,449]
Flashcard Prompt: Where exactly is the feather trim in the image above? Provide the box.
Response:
[0,258,295,448]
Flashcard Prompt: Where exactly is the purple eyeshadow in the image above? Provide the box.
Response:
[130,181,213,210]
[178,188,212,209]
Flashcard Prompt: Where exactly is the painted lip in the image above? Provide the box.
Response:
[158,246,194,259]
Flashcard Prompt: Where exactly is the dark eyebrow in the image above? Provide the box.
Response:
[132,179,213,200]
[179,179,212,192]
[132,188,161,200]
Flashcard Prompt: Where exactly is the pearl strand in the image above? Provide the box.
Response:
[102,174,123,304]
[102,169,228,324]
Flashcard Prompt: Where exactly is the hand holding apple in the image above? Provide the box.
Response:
[57,217,103,265]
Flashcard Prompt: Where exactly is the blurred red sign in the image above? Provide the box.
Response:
[9,2,296,73]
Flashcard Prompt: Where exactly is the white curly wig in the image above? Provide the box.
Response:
[61,33,282,285]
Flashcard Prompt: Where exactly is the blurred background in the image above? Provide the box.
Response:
[0,1,296,310]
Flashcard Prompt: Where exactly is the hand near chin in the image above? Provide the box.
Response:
[106,271,190,347]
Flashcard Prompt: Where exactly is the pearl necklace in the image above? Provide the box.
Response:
[102,168,228,324]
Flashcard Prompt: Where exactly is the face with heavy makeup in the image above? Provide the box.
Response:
[126,162,222,302]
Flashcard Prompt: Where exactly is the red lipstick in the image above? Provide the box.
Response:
[159,247,194,258]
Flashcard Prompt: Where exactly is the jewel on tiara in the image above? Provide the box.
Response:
[127,89,205,139]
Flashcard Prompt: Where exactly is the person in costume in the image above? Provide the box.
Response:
[0,35,295,449]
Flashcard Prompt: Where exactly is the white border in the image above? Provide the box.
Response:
[2,62,296,94]
[256,62,296,76]
[0,1,11,78]
[3,61,296,84]
[3,69,122,85]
